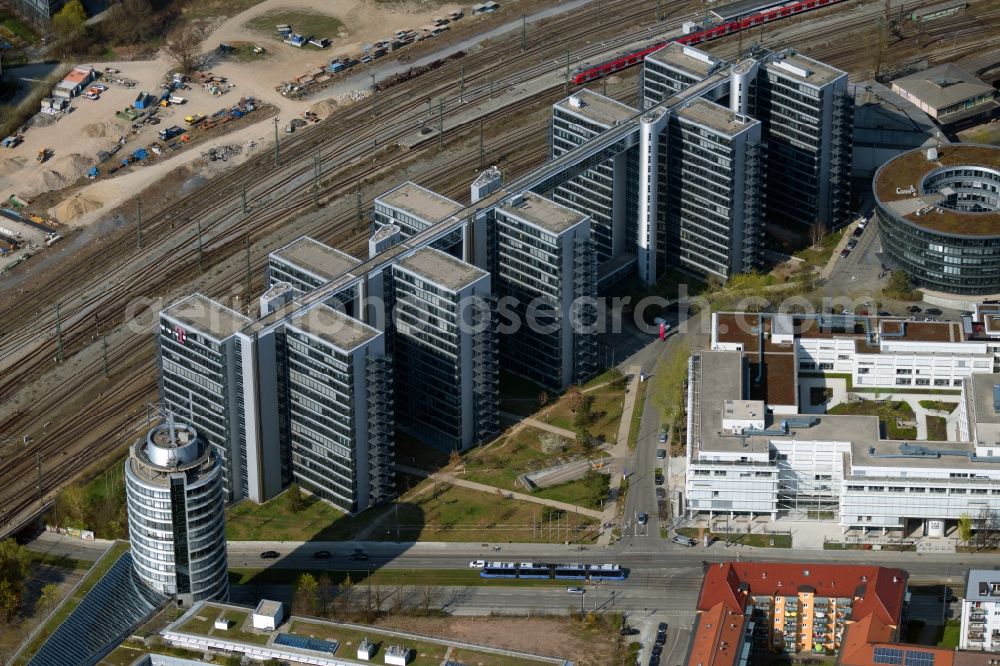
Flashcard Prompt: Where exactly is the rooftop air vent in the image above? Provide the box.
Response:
[927,147,938,161]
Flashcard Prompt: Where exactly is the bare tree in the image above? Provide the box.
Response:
[164,23,207,74]
[809,219,826,249]
[418,585,440,614]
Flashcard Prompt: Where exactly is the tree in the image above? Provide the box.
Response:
[884,270,916,300]
[418,585,439,614]
[52,0,86,36]
[287,483,307,513]
[316,574,335,616]
[54,484,87,529]
[164,23,207,74]
[106,0,156,44]
[573,394,595,430]
[538,391,550,407]
[293,573,319,615]
[566,386,584,412]
[448,448,462,471]
[958,512,973,543]
[607,367,628,391]
[338,573,355,613]
[0,580,17,623]
[37,583,60,614]
[809,219,826,249]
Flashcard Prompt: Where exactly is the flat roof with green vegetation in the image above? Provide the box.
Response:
[165,602,559,666]
[12,541,127,665]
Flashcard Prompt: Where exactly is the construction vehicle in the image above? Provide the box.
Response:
[37,148,51,163]
[184,113,205,125]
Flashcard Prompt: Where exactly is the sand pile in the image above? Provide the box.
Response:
[0,156,26,177]
[82,122,109,138]
[51,193,104,224]
[308,97,339,119]
[20,153,97,199]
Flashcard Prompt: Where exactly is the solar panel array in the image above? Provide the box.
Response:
[28,550,166,666]
[873,647,937,666]
[274,632,339,654]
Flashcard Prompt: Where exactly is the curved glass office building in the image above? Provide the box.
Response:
[125,421,228,606]
[875,144,1000,295]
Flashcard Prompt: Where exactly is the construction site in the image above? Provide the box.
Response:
[0,0,998,542]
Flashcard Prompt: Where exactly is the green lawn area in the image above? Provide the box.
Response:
[98,639,148,666]
[828,399,917,439]
[794,228,844,271]
[229,567,567,587]
[919,400,957,413]
[377,481,598,543]
[937,619,961,648]
[246,10,344,38]
[14,541,128,666]
[289,620,448,666]
[0,11,37,44]
[177,608,270,645]
[676,527,791,548]
[226,487,371,541]
[926,416,948,441]
[542,388,625,444]
[533,471,610,511]
[627,379,646,452]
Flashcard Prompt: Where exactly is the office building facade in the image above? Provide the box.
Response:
[960,569,1000,650]
[283,305,394,511]
[392,247,498,450]
[125,421,228,606]
[494,193,597,391]
[373,181,465,253]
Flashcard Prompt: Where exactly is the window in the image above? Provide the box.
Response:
[896,378,912,385]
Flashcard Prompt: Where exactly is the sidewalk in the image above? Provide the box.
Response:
[394,464,603,520]
[498,411,577,440]
[597,364,643,546]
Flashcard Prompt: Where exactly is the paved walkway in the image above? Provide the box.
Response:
[597,365,643,546]
[498,411,577,440]
[394,464,604,520]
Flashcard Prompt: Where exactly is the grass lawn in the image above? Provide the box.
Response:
[828,399,917,439]
[0,11,37,43]
[377,481,598,543]
[926,416,948,441]
[543,388,625,444]
[290,620,448,666]
[937,619,961,648]
[795,228,844,271]
[246,10,344,38]
[98,640,149,666]
[533,471,610,511]
[226,488,370,541]
[14,541,128,666]
[919,400,957,413]
[676,527,791,548]
[177,608,269,645]
[627,380,646,452]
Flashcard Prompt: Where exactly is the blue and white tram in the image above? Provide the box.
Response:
[480,561,518,578]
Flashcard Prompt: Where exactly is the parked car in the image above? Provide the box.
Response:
[655,633,667,646]
[654,473,664,486]
[469,560,485,569]
[907,305,923,313]
[658,426,668,443]
[260,550,280,559]
[877,310,892,317]
[652,644,663,657]
[847,238,858,250]
[637,512,648,525]
[925,307,943,316]
[840,248,850,258]
[656,448,666,460]
[852,226,864,237]
[657,622,669,634]
[313,550,331,559]
[671,535,696,547]
[620,626,640,636]
[655,487,666,500]
[566,587,585,595]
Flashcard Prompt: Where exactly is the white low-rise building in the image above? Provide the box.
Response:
[252,600,283,631]
[686,312,1000,535]
[959,569,1000,651]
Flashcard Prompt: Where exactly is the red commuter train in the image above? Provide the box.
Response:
[571,0,847,84]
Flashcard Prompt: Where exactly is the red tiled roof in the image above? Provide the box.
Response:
[687,603,747,666]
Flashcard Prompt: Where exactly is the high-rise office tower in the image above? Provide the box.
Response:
[374,181,465,253]
[125,420,228,606]
[392,247,498,450]
[665,98,762,278]
[754,50,853,230]
[494,192,597,391]
[283,304,394,511]
[642,42,721,109]
[550,89,637,265]
[268,236,362,314]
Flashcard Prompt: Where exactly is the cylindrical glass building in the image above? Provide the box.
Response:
[124,420,228,606]
[875,144,1000,296]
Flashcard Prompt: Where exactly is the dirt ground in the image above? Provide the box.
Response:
[0,0,496,228]
[374,615,620,666]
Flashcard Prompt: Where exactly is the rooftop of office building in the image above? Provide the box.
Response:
[128,422,216,485]
[764,49,845,87]
[377,181,465,222]
[271,237,361,281]
[892,63,996,112]
[677,98,757,136]
[288,304,380,352]
[161,293,250,341]
[646,41,718,78]
[554,89,636,127]
[874,144,1000,236]
[395,246,488,292]
[498,192,588,234]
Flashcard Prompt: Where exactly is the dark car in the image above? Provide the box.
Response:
[652,644,663,657]
[313,550,331,559]
[840,248,850,258]
[925,307,943,316]
[620,626,640,636]
[907,305,922,313]
[847,238,858,250]
[877,311,892,317]
[654,473,664,486]
[656,487,666,500]
[349,552,369,561]
[852,226,864,237]
[655,632,667,646]
[260,550,280,559]
[657,622,669,634]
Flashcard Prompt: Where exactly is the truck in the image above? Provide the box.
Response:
[184,113,205,125]
[37,148,51,163]
[159,125,184,141]
[168,95,186,105]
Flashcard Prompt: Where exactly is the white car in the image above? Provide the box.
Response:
[469,560,485,569]
[567,587,585,595]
